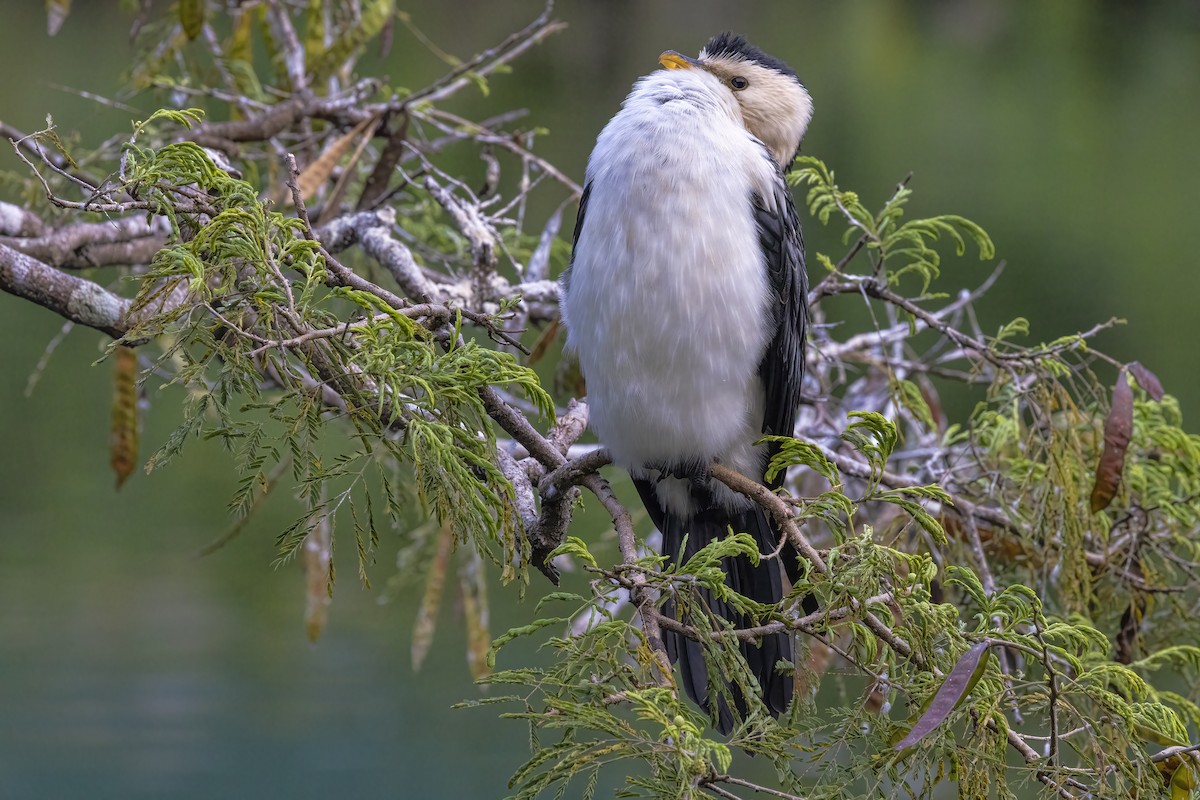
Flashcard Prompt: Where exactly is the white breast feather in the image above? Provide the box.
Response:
[563,69,780,515]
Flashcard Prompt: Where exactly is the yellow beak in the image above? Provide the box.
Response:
[658,50,699,70]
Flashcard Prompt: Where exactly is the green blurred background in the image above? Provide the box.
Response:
[1,2,1198,798]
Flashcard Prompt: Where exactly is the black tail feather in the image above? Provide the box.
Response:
[634,478,793,734]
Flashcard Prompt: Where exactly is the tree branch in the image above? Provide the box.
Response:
[0,243,130,337]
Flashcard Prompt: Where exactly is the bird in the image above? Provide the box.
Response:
[560,32,813,733]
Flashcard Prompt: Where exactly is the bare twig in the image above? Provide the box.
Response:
[403,2,565,108]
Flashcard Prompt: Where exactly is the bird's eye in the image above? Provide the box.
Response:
[730,76,749,90]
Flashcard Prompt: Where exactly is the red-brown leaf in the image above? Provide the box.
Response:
[109,346,138,489]
[1128,361,1165,401]
[1090,368,1134,513]
[894,641,990,752]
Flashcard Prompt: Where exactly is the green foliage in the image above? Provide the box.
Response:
[841,410,899,486]
[790,156,994,292]
[486,588,740,800]
[117,110,552,594]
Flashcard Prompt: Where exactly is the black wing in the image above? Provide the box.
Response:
[754,173,811,596]
[559,181,593,296]
[753,172,808,482]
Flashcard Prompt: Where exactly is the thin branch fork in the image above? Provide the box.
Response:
[709,463,917,663]
[415,107,584,197]
[820,275,1120,374]
[402,1,565,108]
[475,385,672,672]
[243,301,526,358]
[814,260,1006,360]
[0,121,105,189]
[813,441,1018,536]
[1004,726,1090,799]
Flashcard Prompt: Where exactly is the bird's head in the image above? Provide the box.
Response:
[659,33,813,170]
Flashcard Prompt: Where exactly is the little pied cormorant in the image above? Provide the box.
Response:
[560,33,813,732]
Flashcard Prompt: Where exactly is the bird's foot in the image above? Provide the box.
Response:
[664,462,712,497]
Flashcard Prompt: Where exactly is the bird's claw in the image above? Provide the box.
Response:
[664,462,712,494]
